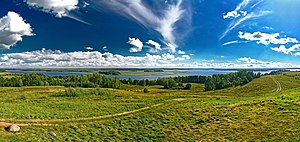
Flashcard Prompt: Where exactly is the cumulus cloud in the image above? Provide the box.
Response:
[0,11,34,50]
[128,38,144,53]
[236,57,296,68]
[237,57,265,64]
[271,44,300,55]
[181,55,191,60]
[238,32,298,45]
[85,46,93,50]
[93,0,190,51]
[26,0,79,18]
[178,50,185,54]
[146,40,162,53]
[102,46,108,51]
[166,43,177,53]
[0,49,297,68]
[146,40,161,50]
[0,48,192,68]
[223,0,250,19]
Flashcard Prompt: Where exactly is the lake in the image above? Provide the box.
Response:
[6,69,276,80]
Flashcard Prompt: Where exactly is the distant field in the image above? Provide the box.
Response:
[1,74,300,141]
[0,72,11,76]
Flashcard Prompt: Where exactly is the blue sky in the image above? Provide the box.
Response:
[0,0,299,68]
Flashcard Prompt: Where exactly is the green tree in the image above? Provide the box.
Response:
[143,88,149,93]
[184,84,192,90]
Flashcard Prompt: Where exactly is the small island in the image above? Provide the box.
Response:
[98,70,122,75]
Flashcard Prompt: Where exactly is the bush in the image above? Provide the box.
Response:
[184,84,192,90]
[143,88,149,93]
[18,95,27,100]
[63,88,88,97]
[92,88,113,96]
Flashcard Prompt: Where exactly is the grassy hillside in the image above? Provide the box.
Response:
[1,74,300,141]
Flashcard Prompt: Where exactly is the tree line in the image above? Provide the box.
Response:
[0,70,261,91]
[0,73,122,89]
[121,70,260,91]
[204,70,261,91]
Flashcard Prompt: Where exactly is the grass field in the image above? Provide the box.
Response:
[0,74,300,141]
[0,72,11,76]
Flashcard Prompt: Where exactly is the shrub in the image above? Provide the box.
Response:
[143,88,149,93]
[92,88,113,96]
[63,88,88,97]
[184,84,192,90]
[19,95,27,100]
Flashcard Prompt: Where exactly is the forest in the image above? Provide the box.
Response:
[0,73,122,89]
[204,70,261,91]
[121,70,260,90]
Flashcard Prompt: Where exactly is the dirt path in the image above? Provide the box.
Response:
[0,102,165,127]
[271,76,282,92]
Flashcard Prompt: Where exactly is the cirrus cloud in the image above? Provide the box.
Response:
[92,0,191,52]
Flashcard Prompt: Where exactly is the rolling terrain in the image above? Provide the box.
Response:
[0,73,300,141]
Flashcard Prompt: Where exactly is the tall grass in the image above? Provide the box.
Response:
[63,88,88,97]
[61,87,114,97]
[92,87,113,96]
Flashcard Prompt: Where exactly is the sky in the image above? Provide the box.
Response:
[0,0,300,68]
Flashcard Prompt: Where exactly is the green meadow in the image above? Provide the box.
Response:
[0,73,300,141]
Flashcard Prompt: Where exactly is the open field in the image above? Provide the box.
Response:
[0,74,300,141]
[0,72,11,76]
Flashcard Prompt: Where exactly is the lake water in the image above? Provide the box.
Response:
[6,69,276,80]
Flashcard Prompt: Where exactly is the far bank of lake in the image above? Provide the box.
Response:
[4,69,281,80]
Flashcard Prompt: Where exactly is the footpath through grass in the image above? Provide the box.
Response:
[1,75,300,141]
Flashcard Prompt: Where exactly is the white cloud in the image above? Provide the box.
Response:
[85,46,93,50]
[221,10,272,40]
[0,48,191,68]
[237,57,264,64]
[128,38,144,53]
[223,0,250,19]
[0,11,34,50]
[166,43,177,53]
[156,0,184,47]
[202,59,215,63]
[294,52,300,56]
[146,40,161,50]
[178,50,185,54]
[224,11,240,19]
[236,57,296,68]
[26,0,79,18]
[94,0,190,51]
[181,55,190,60]
[238,32,298,45]
[221,0,271,40]
[103,46,108,51]
[82,1,90,8]
[271,44,300,55]
[0,49,297,68]
[146,40,162,53]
